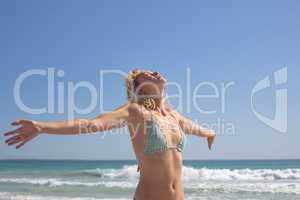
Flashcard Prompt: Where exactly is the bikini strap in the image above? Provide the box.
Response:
[150,110,153,120]
[168,110,185,140]
[149,109,155,121]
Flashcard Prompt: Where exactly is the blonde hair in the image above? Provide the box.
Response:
[125,69,143,102]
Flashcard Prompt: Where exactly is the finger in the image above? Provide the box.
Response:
[11,120,21,126]
[209,137,215,150]
[5,134,21,144]
[4,128,20,136]
[8,137,24,146]
[16,138,31,149]
[11,119,30,126]
[16,134,36,149]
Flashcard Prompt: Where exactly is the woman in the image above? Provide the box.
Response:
[4,69,215,200]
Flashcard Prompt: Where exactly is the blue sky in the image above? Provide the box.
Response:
[0,0,299,160]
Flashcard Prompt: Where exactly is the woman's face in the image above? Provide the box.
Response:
[134,70,166,98]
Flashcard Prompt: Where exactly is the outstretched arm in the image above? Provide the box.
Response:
[171,109,216,150]
[37,104,130,135]
[4,104,132,149]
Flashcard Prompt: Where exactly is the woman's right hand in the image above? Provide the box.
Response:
[207,133,215,150]
[4,119,42,149]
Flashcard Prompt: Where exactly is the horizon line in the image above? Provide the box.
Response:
[0,158,300,161]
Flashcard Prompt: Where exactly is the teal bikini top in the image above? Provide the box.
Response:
[143,114,187,155]
[136,112,187,171]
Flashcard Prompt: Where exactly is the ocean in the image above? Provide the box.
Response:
[0,159,299,200]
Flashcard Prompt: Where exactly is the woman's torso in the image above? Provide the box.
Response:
[128,105,185,200]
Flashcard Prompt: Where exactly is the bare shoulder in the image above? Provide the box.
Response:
[164,104,182,119]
